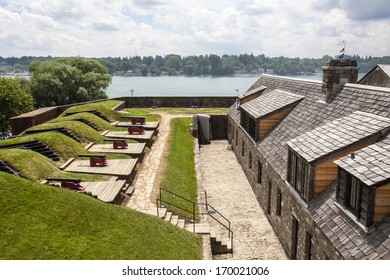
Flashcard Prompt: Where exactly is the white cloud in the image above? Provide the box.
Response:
[0,0,389,58]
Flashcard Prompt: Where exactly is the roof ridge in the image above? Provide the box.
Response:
[262,74,322,84]
[345,83,390,93]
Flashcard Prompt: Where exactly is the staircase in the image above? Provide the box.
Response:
[0,140,60,161]
[156,188,233,255]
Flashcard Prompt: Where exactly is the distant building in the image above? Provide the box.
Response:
[228,60,390,259]
[359,64,390,88]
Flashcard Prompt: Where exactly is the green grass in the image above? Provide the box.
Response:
[21,121,107,144]
[0,172,202,259]
[49,112,118,131]
[154,107,228,115]
[60,100,122,121]
[0,132,86,160]
[0,149,105,182]
[125,107,227,116]
[160,118,198,219]
[123,108,160,122]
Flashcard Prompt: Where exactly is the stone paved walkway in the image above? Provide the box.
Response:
[197,140,287,260]
[124,113,177,215]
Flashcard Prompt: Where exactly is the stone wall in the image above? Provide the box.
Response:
[228,116,343,260]
[115,96,236,108]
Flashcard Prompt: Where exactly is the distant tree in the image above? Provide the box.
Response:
[0,77,35,139]
[29,57,111,107]
[140,64,149,76]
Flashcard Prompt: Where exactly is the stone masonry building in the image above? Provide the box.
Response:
[227,60,390,259]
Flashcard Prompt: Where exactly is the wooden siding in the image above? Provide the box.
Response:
[374,183,390,223]
[258,107,293,139]
[313,140,377,198]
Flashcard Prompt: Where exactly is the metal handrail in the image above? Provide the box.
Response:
[156,188,233,253]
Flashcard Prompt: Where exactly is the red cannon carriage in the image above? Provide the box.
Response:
[128,125,144,135]
[103,139,128,149]
[79,154,108,167]
[46,178,85,191]
[120,115,146,125]
[130,117,145,125]
[113,140,128,149]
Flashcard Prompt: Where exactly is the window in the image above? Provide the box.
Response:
[288,150,310,202]
[267,180,272,214]
[235,130,238,146]
[241,140,245,157]
[345,175,362,217]
[305,232,314,260]
[257,161,263,185]
[249,152,252,169]
[291,216,299,260]
[241,111,256,140]
[276,188,282,216]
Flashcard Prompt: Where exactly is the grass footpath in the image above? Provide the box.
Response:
[0,172,202,259]
[160,118,198,219]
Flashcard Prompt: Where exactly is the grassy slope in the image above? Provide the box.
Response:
[60,100,122,121]
[0,172,201,259]
[49,112,119,131]
[0,149,104,182]
[22,121,106,143]
[160,118,198,219]
[0,132,86,160]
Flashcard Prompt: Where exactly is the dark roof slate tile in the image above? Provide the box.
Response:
[240,89,304,119]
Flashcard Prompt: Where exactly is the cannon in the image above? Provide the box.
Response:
[128,125,144,135]
[78,154,108,167]
[103,139,128,149]
[46,178,85,191]
[121,116,146,125]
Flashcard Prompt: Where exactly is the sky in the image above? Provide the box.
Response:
[0,0,389,58]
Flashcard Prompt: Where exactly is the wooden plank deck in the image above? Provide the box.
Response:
[113,121,159,129]
[87,143,146,156]
[63,158,137,177]
[103,130,154,141]
[82,180,126,203]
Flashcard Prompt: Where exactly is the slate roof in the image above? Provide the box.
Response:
[378,64,390,78]
[286,111,390,163]
[240,89,304,119]
[309,182,390,260]
[358,64,390,84]
[334,136,390,186]
[235,75,390,180]
[239,85,266,99]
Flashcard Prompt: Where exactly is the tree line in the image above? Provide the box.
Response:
[2,54,390,77]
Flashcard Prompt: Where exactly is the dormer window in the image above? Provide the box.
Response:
[334,136,390,228]
[239,90,304,142]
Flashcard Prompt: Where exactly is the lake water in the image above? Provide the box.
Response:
[105,73,364,98]
[106,75,262,98]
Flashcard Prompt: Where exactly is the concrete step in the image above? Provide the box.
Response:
[184,223,210,234]
[177,219,185,229]
[157,207,167,218]
[170,215,179,226]
[164,211,172,222]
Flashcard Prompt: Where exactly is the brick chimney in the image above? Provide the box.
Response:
[322,59,359,102]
